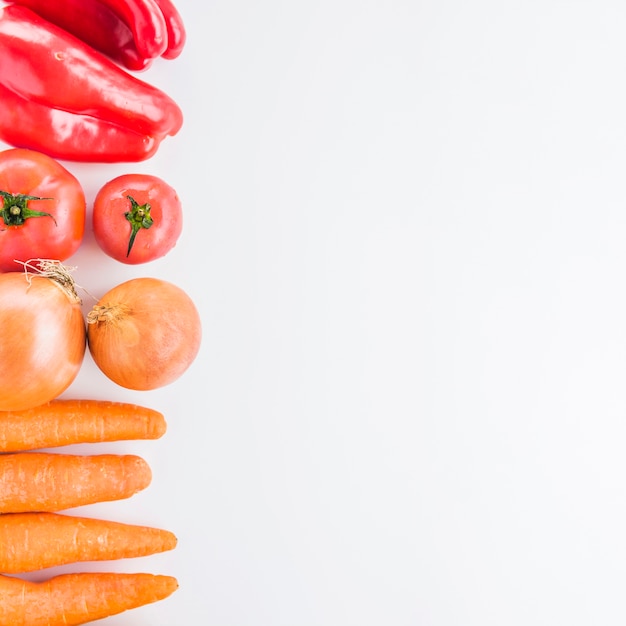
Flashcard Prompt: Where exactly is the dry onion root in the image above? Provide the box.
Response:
[0,259,86,411]
[86,277,202,391]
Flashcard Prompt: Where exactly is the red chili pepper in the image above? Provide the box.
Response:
[5,0,153,71]
[0,5,183,162]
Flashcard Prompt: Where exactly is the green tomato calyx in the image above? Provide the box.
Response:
[125,195,154,257]
[0,190,56,227]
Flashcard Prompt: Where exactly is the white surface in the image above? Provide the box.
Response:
[5,0,626,624]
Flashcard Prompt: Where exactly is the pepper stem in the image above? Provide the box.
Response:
[124,195,154,257]
[0,190,56,227]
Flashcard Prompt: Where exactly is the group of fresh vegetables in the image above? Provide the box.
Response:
[0,0,200,623]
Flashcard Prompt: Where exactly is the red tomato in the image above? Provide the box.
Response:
[0,148,86,272]
[92,173,183,264]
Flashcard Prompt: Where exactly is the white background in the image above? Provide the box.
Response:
[4,0,626,624]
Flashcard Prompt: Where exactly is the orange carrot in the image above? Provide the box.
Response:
[0,571,178,625]
[0,512,177,573]
[0,452,152,513]
[0,398,167,452]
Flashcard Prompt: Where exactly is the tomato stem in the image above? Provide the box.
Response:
[0,190,56,227]
[124,195,153,257]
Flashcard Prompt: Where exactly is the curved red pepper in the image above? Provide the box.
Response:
[6,0,186,70]
[0,83,160,163]
[5,0,153,71]
[0,5,182,161]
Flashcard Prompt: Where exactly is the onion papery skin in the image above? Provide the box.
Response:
[0,272,86,411]
[87,277,202,391]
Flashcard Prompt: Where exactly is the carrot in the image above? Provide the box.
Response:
[0,398,167,452]
[0,571,178,625]
[0,512,177,573]
[0,452,152,513]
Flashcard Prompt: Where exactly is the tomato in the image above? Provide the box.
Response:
[92,173,183,264]
[0,148,86,272]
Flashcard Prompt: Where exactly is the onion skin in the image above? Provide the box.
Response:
[87,277,201,391]
[0,272,86,411]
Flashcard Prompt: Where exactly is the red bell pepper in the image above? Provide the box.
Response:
[0,5,183,162]
[5,0,185,70]
[5,0,154,71]
[0,83,160,162]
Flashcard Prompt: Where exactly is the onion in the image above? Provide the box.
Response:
[0,260,86,411]
[86,277,202,391]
